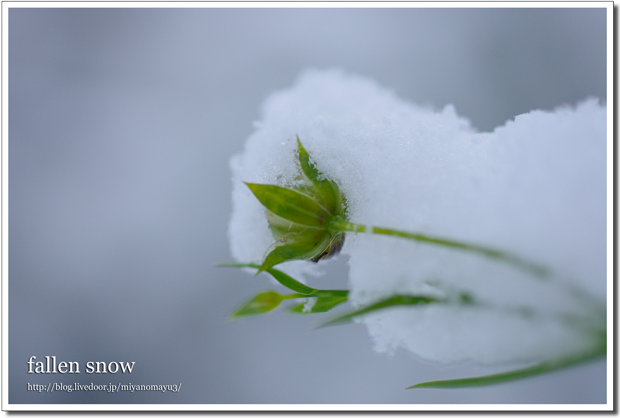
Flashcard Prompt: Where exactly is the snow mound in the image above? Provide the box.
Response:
[229,69,606,364]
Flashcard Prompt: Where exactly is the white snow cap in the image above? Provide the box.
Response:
[229,69,606,365]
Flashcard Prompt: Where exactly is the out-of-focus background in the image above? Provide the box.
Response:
[9,7,607,404]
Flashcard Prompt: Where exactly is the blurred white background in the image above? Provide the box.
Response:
[9,6,606,404]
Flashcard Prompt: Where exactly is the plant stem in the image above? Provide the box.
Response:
[329,218,548,278]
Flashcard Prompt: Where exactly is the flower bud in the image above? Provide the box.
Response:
[245,138,346,273]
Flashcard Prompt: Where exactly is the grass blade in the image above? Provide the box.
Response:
[288,295,348,314]
[217,263,348,298]
[407,349,606,389]
[318,294,438,327]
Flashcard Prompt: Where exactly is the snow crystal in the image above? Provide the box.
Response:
[229,69,606,364]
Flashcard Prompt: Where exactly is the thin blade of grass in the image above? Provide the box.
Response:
[217,263,348,298]
[318,294,438,328]
[288,296,348,314]
[408,349,606,389]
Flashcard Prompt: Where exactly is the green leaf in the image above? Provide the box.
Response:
[288,295,348,314]
[230,290,284,319]
[288,303,305,313]
[216,263,318,295]
[217,263,345,296]
[263,267,315,295]
[319,294,439,327]
[266,210,306,241]
[407,348,606,389]
[218,262,348,298]
[297,137,344,215]
[297,137,322,183]
[245,182,330,228]
[312,289,349,298]
[258,231,333,272]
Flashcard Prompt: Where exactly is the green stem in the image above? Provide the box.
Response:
[330,219,548,278]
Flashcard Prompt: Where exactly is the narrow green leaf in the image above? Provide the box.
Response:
[217,262,320,295]
[297,138,344,215]
[319,294,439,327]
[216,263,320,296]
[217,262,348,299]
[245,182,330,228]
[407,349,606,389]
[297,137,322,183]
[263,268,315,295]
[288,296,348,314]
[288,303,306,313]
[312,290,349,298]
[230,290,283,319]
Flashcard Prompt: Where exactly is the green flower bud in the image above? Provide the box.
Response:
[245,137,347,273]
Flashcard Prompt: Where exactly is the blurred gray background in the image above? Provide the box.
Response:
[9,7,607,404]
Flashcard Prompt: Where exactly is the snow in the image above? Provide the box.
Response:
[228,69,606,364]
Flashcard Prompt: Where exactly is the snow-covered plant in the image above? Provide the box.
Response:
[222,69,607,388]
